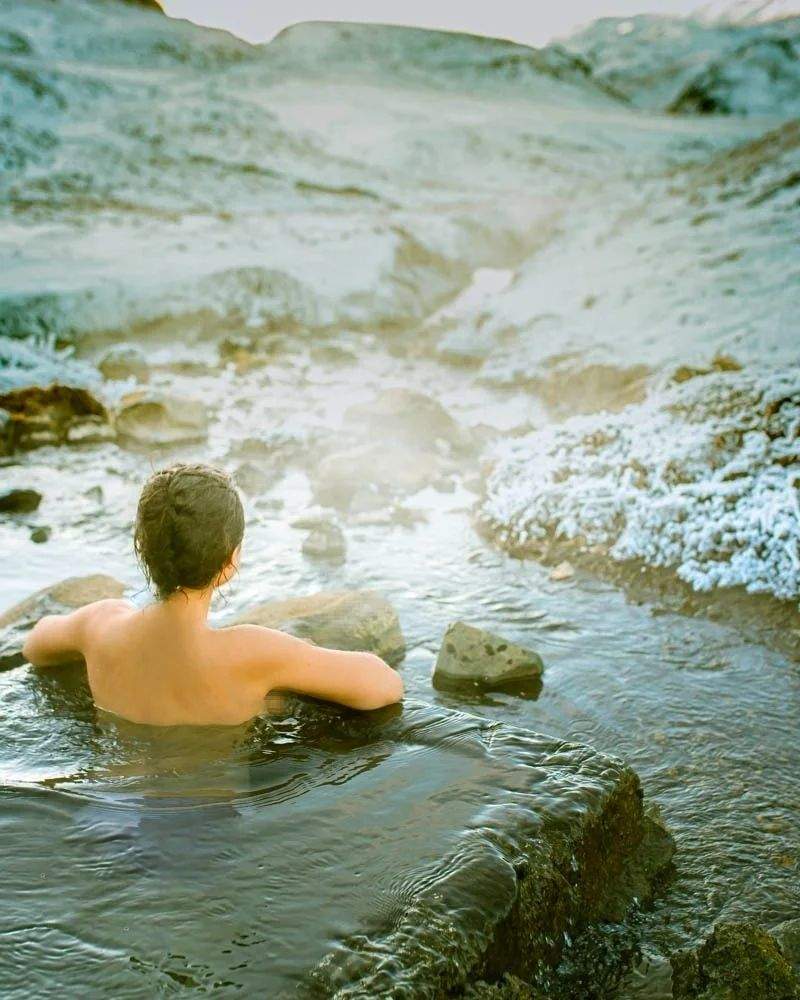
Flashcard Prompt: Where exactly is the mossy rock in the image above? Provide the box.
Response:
[672,922,800,1000]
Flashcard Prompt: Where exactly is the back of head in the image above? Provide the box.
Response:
[134,463,244,600]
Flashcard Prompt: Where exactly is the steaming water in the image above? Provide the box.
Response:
[0,327,798,997]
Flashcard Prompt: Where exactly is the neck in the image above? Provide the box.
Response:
[158,587,214,625]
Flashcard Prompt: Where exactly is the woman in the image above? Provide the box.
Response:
[23,463,403,725]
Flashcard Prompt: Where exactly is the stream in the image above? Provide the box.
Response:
[1,287,799,996]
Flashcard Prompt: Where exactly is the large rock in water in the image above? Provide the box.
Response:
[671,922,800,1000]
[344,388,473,453]
[0,575,127,670]
[0,385,112,451]
[0,660,675,997]
[232,590,405,667]
[433,621,544,695]
[115,390,208,447]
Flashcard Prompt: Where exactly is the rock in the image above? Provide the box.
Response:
[232,590,405,667]
[312,442,444,510]
[97,344,149,382]
[301,520,346,563]
[773,920,800,977]
[0,660,675,998]
[0,488,42,513]
[344,388,473,453]
[302,703,675,997]
[549,560,575,581]
[30,526,51,544]
[0,385,111,452]
[115,390,208,447]
[0,410,11,456]
[0,574,127,670]
[433,621,544,695]
[671,922,800,1000]
[233,460,272,496]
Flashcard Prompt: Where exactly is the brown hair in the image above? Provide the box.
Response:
[134,464,244,600]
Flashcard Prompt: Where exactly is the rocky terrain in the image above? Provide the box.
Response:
[1,1,799,997]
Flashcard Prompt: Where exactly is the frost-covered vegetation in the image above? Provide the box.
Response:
[483,367,800,600]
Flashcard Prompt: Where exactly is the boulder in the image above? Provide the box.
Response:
[312,442,444,510]
[232,590,405,667]
[97,344,149,383]
[233,461,272,496]
[0,678,674,997]
[433,621,544,695]
[671,922,800,1000]
[773,920,800,977]
[301,520,347,563]
[30,525,51,544]
[0,385,112,451]
[0,488,42,514]
[0,574,127,670]
[115,390,208,447]
[344,387,473,453]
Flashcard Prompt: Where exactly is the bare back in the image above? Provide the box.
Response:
[23,596,404,726]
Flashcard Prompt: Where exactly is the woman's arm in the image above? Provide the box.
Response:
[22,599,126,667]
[231,625,404,711]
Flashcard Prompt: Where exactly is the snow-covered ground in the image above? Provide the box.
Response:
[1,0,798,604]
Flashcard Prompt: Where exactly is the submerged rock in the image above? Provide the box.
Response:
[304,704,675,997]
[433,621,544,695]
[671,922,800,1000]
[233,590,405,667]
[115,390,208,447]
[0,385,111,452]
[773,920,800,977]
[301,520,347,563]
[97,344,149,382]
[0,574,126,670]
[0,488,42,514]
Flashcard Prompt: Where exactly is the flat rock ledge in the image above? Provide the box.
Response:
[303,701,675,998]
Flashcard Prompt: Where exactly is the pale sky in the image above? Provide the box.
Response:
[160,0,799,45]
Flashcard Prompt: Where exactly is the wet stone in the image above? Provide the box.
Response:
[115,390,208,447]
[232,589,405,667]
[0,574,126,670]
[671,922,800,1000]
[0,488,42,514]
[0,385,111,452]
[433,620,544,696]
[97,344,150,383]
[30,525,51,544]
[301,520,347,563]
[773,919,800,977]
[0,674,674,998]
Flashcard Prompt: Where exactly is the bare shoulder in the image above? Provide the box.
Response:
[76,598,136,637]
[213,623,300,671]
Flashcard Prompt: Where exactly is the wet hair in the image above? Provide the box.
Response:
[134,463,244,600]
